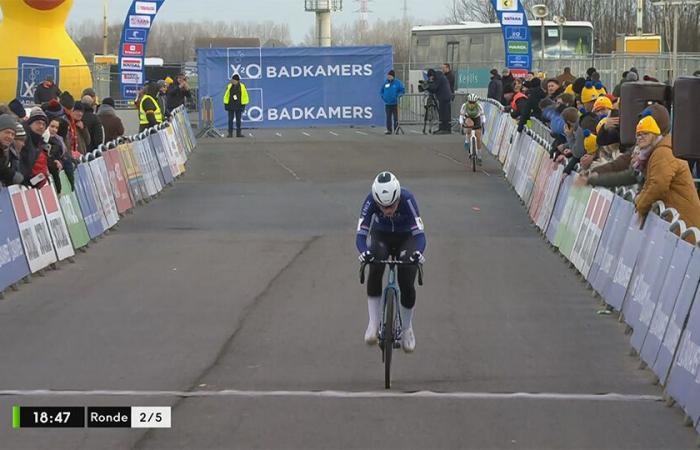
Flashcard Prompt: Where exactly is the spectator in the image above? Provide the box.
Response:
[166,73,192,113]
[9,98,26,120]
[20,109,56,189]
[586,67,597,80]
[487,69,503,103]
[10,122,26,177]
[426,68,453,134]
[138,82,163,132]
[556,92,576,108]
[380,69,405,135]
[562,112,598,174]
[442,63,456,95]
[0,115,24,186]
[502,68,515,105]
[157,80,169,118]
[97,97,125,143]
[557,67,576,84]
[580,81,603,112]
[634,114,700,227]
[517,77,546,132]
[526,72,535,82]
[509,79,528,119]
[545,78,563,100]
[223,74,249,138]
[46,117,71,192]
[613,71,639,97]
[80,95,104,152]
[68,102,91,156]
[34,75,61,105]
[81,88,98,107]
[579,103,671,188]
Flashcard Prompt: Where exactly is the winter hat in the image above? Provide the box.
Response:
[527,77,542,89]
[596,116,608,134]
[643,75,659,82]
[581,81,600,104]
[641,103,671,135]
[388,70,395,77]
[593,96,613,112]
[594,81,607,96]
[44,99,64,119]
[572,77,587,95]
[490,68,499,76]
[59,91,75,109]
[15,122,26,138]
[563,83,574,95]
[72,102,85,112]
[586,67,597,78]
[232,74,240,81]
[9,98,26,118]
[561,107,580,125]
[82,88,96,99]
[636,112,661,135]
[26,108,48,126]
[164,76,174,85]
[101,97,115,108]
[0,114,17,132]
[625,71,639,82]
[583,129,598,154]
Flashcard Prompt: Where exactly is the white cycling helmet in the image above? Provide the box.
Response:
[372,171,401,207]
[467,93,478,103]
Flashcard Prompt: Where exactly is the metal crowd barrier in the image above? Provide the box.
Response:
[480,100,700,439]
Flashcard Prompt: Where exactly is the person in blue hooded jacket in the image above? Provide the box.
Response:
[380,70,405,135]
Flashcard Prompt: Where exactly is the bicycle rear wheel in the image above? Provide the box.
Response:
[383,289,395,390]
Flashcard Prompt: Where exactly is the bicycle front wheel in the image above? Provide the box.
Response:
[471,135,478,172]
[383,289,395,390]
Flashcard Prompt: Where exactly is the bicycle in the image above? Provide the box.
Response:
[360,257,423,389]
[464,127,478,172]
[422,94,439,135]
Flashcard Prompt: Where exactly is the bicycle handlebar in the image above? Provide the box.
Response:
[359,261,424,287]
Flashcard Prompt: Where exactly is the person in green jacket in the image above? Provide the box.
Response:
[223,74,249,138]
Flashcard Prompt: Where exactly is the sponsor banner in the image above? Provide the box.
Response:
[122,43,144,57]
[129,14,152,28]
[491,0,532,71]
[117,143,145,204]
[118,1,166,99]
[88,157,120,229]
[8,186,57,273]
[38,181,75,262]
[640,237,694,376]
[149,133,175,185]
[121,71,143,85]
[667,290,700,420]
[74,163,106,240]
[0,188,30,291]
[655,249,700,385]
[570,189,613,278]
[103,150,134,214]
[16,56,60,106]
[121,57,143,71]
[56,170,90,250]
[197,46,392,129]
[545,175,573,245]
[141,138,167,188]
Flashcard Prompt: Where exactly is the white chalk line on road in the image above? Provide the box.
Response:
[435,151,465,166]
[264,151,302,181]
[0,389,662,402]
[410,130,422,134]
[302,132,311,137]
[355,131,368,136]
[329,131,339,136]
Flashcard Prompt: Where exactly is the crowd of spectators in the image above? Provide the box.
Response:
[486,65,700,230]
[0,75,125,191]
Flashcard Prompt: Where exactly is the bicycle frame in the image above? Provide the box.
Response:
[381,263,402,347]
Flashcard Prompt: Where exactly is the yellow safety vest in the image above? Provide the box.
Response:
[223,82,249,107]
[139,94,163,125]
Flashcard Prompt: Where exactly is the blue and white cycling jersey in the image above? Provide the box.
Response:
[355,188,427,253]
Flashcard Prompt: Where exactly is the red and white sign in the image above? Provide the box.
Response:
[135,1,158,14]
[122,43,144,56]
[8,186,57,273]
[121,57,143,71]
[502,12,524,25]
[39,183,75,262]
[129,14,152,29]
[121,71,144,85]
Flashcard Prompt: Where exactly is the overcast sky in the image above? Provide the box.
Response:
[61,0,454,43]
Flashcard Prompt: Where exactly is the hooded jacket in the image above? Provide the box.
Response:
[97,104,125,143]
[380,78,405,106]
[487,74,503,102]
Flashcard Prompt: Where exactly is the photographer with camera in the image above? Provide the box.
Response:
[425,68,452,134]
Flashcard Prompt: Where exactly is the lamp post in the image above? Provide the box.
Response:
[531,5,549,67]
[553,15,567,60]
[652,0,700,83]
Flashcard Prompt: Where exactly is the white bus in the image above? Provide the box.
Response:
[408,21,594,92]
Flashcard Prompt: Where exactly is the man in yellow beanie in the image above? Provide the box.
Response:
[580,81,602,112]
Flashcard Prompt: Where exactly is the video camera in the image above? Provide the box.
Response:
[417,79,434,93]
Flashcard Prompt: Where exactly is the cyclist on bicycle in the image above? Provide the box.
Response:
[356,171,426,353]
[460,93,486,165]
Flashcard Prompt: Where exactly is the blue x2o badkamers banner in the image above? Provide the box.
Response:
[197,46,393,129]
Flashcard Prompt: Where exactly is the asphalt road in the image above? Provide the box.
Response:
[0,126,696,449]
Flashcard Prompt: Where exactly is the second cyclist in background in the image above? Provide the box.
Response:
[460,94,486,165]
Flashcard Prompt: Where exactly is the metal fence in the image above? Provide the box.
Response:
[396,52,700,94]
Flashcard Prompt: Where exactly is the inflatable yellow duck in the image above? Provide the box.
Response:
[0,0,92,102]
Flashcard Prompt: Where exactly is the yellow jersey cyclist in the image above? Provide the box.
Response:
[460,93,486,165]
